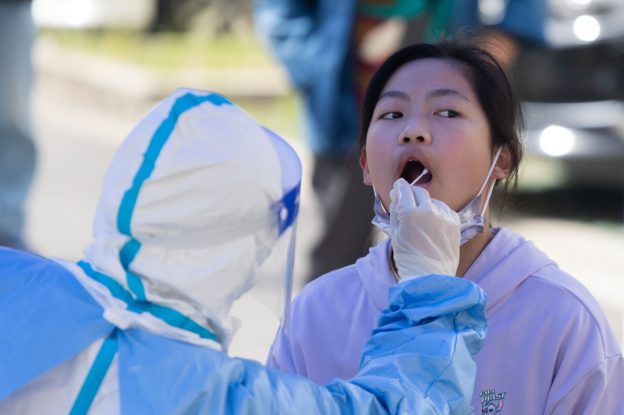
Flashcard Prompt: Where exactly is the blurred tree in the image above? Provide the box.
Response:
[152,0,209,31]
[152,0,251,34]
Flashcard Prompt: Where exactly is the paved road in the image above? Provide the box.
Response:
[26,40,624,361]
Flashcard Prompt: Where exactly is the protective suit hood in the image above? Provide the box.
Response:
[82,89,301,347]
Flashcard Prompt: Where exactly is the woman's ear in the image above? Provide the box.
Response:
[359,148,373,186]
[493,145,512,180]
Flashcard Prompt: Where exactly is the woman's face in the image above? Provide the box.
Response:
[360,58,499,212]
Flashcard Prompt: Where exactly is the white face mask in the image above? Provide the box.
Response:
[371,147,502,246]
[371,187,392,236]
[457,146,502,245]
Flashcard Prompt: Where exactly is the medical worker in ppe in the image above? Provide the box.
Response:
[0,88,487,414]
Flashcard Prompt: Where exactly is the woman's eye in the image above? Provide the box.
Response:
[437,110,459,118]
[381,111,403,120]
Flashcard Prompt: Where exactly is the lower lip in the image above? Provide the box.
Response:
[413,181,431,189]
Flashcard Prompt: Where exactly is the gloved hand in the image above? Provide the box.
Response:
[390,178,461,280]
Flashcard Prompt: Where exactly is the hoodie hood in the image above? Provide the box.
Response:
[463,228,554,314]
[357,228,555,315]
[82,89,301,346]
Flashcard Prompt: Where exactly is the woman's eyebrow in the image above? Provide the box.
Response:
[378,90,410,102]
[426,88,470,102]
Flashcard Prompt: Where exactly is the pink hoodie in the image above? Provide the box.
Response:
[268,228,624,413]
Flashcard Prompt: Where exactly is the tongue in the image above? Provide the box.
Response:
[410,168,429,185]
[402,161,424,183]
[420,171,432,184]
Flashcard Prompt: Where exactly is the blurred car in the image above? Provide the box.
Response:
[514,0,624,187]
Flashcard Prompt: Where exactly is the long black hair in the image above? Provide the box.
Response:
[359,39,524,199]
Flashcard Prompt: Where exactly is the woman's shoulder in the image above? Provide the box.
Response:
[293,263,363,312]
[521,267,623,408]
[478,228,619,356]
[295,239,394,313]
[526,266,619,352]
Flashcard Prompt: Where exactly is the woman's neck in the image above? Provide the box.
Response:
[456,224,494,277]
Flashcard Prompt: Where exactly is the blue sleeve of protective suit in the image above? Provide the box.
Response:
[354,274,487,413]
[122,275,486,414]
[0,248,115,401]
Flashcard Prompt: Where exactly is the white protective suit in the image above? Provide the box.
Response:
[0,89,487,414]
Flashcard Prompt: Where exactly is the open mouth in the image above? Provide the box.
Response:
[400,160,432,184]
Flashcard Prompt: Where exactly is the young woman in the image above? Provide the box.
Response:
[267,41,624,413]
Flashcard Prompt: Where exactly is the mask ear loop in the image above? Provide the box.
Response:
[478,146,503,217]
[373,187,389,215]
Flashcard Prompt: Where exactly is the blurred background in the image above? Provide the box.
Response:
[7,0,623,359]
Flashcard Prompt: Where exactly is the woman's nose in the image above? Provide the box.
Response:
[398,121,431,145]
